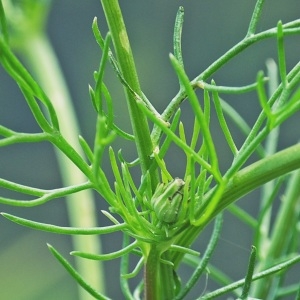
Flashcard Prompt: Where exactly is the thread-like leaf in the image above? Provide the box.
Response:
[120,234,135,299]
[175,214,223,300]
[136,98,214,176]
[277,21,288,88]
[173,6,184,69]
[0,0,9,42]
[47,244,109,300]
[1,213,126,235]
[170,54,222,182]
[199,254,300,299]
[71,240,139,261]
[211,84,238,156]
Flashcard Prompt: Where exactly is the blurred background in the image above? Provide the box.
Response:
[0,0,299,299]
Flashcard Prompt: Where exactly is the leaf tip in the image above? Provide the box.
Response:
[1,212,11,219]
[92,16,98,25]
[47,243,54,251]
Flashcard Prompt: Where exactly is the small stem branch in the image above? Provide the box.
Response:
[20,32,105,299]
[247,0,266,36]
[200,254,300,300]
[153,21,300,142]
[240,246,257,299]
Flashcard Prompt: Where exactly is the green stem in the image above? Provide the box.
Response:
[200,255,300,300]
[172,142,300,266]
[144,246,161,300]
[246,0,266,36]
[20,32,105,299]
[100,0,159,188]
[152,21,300,145]
[252,169,300,298]
[240,246,256,299]
[99,3,162,298]
[144,245,175,300]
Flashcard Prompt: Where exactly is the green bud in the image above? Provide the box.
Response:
[151,178,185,224]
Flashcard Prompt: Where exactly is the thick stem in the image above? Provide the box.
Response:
[100,2,163,297]
[144,246,161,300]
[100,0,159,188]
[172,143,300,266]
[144,245,175,300]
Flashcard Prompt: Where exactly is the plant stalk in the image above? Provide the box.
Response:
[172,142,300,266]
[100,0,159,188]
[100,3,163,296]
[144,245,175,300]
[252,169,300,298]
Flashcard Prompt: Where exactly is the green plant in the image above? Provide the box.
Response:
[1,0,300,299]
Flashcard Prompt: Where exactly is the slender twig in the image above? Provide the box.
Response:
[239,246,257,299]
[175,214,223,300]
[47,244,110,300]
[199,255,300,299]
[1,213,127,235]
[247,0,266,36]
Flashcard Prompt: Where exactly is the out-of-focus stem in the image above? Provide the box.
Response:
[21,33,105,300]
[252,169,300,298]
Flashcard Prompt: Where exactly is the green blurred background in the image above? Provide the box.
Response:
[0,0,299,299]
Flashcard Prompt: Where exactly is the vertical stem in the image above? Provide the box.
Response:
[144,245,175,300]
[100,0,159,188]
[252,170,300,298]
[256,58,279,258]
[144,246,161,300]
[160,252,176,300]
[20,33,105,300]
[99,3,162,297]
